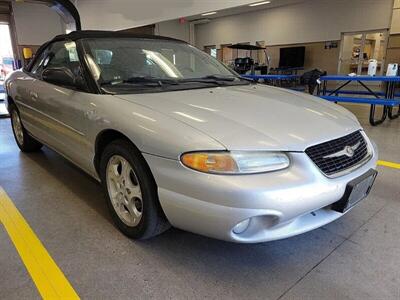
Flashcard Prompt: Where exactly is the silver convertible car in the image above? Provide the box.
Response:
[5,31,378,243]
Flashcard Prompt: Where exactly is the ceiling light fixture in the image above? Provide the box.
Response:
[201,11,217,16]
[249,1,271,7]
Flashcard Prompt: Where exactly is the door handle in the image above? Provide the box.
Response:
[30,91,38,101]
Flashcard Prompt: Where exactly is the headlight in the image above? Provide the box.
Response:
[180,151,290,174]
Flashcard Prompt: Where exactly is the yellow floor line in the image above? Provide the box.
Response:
[378,160,400,170]
[0,187,79,299]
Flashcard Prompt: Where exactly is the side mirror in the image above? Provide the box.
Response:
[42,67,75,87]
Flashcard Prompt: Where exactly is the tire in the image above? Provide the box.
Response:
[9,105,43,152]
[99,139,170,239]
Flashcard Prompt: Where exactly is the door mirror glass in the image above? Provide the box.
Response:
[42,67,75,87]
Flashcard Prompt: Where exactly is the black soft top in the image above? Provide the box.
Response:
[51,30,185,43]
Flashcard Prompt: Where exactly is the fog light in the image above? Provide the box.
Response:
[232,219,250,234]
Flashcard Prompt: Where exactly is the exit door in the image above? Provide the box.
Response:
[338,30,389,76]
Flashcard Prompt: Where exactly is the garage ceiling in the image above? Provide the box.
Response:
[186,0,306,21]
[75,0,269,30]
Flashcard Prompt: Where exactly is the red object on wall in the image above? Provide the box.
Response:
[179,17,186,24]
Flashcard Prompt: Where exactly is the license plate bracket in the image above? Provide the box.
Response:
[332,169,378,213]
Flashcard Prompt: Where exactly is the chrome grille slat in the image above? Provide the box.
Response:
[305,131,369,176]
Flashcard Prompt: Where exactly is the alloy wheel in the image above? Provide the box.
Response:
[106,155,143,227]
[12,110,24,146]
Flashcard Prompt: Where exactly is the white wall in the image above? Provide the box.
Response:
[196,0,393,48]
[155,20,190,42]
[76,0,258,30]
[12,2,64,45]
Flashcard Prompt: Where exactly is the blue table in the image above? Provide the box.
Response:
[318,75,400,126]
[325,89,400,98]
[320,75,400,82]
[320,96,400,106]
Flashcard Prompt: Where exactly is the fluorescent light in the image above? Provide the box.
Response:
[249,1,271,6]
[201,11,217,16]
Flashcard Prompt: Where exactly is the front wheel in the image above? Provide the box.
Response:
[100,139,170,239]
[10,105,43,152]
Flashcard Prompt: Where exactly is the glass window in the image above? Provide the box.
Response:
[30,41,80,75]
[30,41,87,91]
[44,41,80,70]
[30,48,50,75]
[210,48,217,58]
[94,49,113,65]
[82,38,239,85]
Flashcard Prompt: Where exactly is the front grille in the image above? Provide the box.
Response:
[305,131,369,176]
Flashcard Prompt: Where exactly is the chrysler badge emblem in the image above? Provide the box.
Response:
[323,141,361,159]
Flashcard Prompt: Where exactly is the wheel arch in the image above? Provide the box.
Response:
[94,129,148,178]
[6,95,15,112]
[94,129,170,225]
[96,129,171,237]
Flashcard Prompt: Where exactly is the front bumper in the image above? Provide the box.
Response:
[143,142,378,243]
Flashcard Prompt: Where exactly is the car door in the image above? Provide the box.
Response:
[30,41,95,174]
[14,47,50,138]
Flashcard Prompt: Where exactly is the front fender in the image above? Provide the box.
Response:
[89,95,226,160]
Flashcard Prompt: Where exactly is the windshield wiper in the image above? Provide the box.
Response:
[100,75,245,89]
[100,76,179,87]
[124,75,242,85]
[202,75,237,81]
[124,76,180,86]
[180,75,240,85]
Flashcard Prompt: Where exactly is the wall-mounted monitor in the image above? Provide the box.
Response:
[279,46,305,69]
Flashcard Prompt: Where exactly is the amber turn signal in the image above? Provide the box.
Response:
[181,152,239,174]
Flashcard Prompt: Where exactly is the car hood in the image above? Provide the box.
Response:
[115,84,361,151]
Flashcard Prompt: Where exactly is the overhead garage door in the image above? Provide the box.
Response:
[0,2,10,23]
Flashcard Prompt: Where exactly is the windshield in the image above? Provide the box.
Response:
[81,38,248,93]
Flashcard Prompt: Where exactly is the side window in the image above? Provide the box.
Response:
[44,41,79,70]
[40,41,87,91]
[30,48,50,75]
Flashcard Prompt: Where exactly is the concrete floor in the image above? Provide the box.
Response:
[0,104,399,299]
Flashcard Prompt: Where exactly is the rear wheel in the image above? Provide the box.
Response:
[10,105,43,152]
[100,139,170,239]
